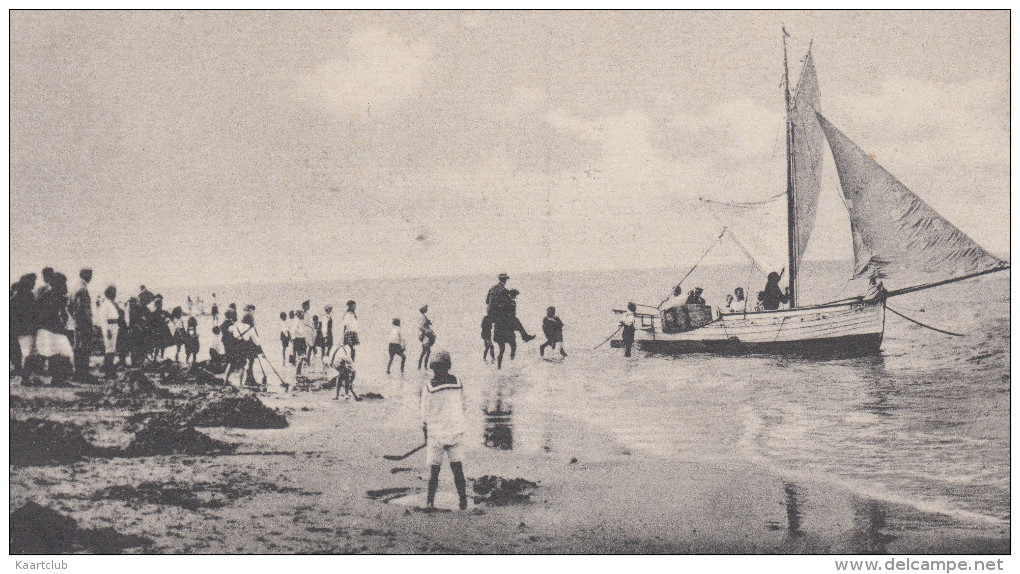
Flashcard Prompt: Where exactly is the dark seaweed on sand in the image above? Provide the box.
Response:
[10,418,95,466]
[123,415,235,456]
[188,395,288,429]
[94,473,314,510]
[10,502,150,554]
[128,394,287,430]
[472,476,538,506]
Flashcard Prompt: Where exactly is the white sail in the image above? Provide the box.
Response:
[816,113,1007,290]
[789,50,825,265]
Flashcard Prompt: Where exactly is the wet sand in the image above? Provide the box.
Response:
[9,365,1009,554]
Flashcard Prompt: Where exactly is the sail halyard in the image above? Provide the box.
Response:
[815,112,1009,294]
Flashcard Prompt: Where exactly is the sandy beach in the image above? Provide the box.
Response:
[9,359,1008,555]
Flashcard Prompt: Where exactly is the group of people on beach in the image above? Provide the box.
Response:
[275,299,360,398]
[9,267,220,382]
[10,267,91,381]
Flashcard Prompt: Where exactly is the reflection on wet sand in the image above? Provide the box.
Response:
[854,356,898,419]
[483,396,513,451]
[783,482,803,537]
[851,499,896,554]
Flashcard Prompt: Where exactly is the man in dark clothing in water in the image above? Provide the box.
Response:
[493,290,536,369]
[758,272,792,311]
[486,273,511,318]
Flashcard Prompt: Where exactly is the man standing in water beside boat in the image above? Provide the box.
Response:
[620,302,636,358]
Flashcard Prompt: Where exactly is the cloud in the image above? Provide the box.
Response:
[670,98,785,162]
[300,28,433,116]
[828,77,1008,168]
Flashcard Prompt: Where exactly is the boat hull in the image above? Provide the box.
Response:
[611,299,886,358]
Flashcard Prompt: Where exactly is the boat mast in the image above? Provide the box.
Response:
[783,27,798,308]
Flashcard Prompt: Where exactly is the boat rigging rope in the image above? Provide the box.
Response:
[698,193,786,208]
[593,325,623,350]
[657,228,728,308]
[886,305,965,337]
[723,229,767,276]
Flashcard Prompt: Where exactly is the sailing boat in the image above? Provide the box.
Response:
[612,38,1009,358]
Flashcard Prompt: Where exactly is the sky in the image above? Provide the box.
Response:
[9,10,1010,288]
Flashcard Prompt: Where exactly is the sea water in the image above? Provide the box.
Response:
[160,262,1010,523]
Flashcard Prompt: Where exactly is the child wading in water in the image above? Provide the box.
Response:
[184,316,200,365]
[330,344,357,400]
[421,350,468,511]
[387,318,406,375]
[417,305,435,370]
[481,314,495,362]
[539,306,567,358]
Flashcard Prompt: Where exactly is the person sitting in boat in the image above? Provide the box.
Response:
[685,287,706,305]
[734,287,746,309]
[757,272,792,311]
[719,294,736,317]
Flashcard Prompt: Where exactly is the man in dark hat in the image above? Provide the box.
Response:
[69,268,94,380]
[486,273,511,319]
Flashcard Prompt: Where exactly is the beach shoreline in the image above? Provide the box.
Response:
[9,366,1008,555]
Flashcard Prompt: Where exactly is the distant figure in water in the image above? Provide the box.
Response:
[170,306,187,362]
[685,287,705,305]
[97,285,122,378]
[226,313,261,387]
[620,302,636,358]
[279,311,290,364]
[758,272,792,311]
[506,290,537,342]
[331,343,357,400]
[208,325,225,370]
[421,350,468,511]
[311,315,322,361]
[184,316,200,365]
[539,306,567,358]
[291,310,312,375]
[387,318,406,375]
[485,273,511,319]
[322,305,334,358]
[342,300,359,362]
[417,305,435,370]
[210,300,219,324]
[480,314,495,362]
[286,310,296,363]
